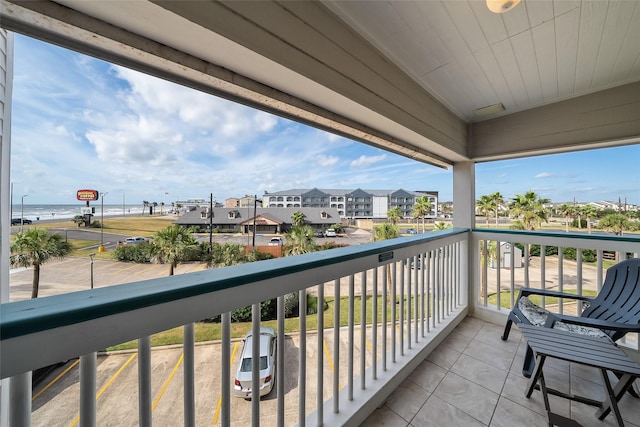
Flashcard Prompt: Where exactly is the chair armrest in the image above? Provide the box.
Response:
[519,287,592,302]
[546,314,640,334]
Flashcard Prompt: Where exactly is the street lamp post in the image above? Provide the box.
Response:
[20,194,28,232]
[100,192,108,251]
[89,253,96,289]
[252,195,261,251]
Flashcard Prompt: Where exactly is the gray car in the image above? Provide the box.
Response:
[233,327,277,399]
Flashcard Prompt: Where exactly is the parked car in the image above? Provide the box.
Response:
[405,228,417,234]
[324,229,337,237]
[233,327,277,399]
[316,230,325,238]
[123,236,148,245]
[11,218,32,225]
[268,237,284,246]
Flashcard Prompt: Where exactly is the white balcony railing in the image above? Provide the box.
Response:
[1,229,469,426]
[471,229,640,354]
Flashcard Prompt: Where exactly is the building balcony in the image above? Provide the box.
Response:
[1,230,639,426]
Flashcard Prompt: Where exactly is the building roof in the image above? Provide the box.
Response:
[264,188,436,197]
[174,207,340,226]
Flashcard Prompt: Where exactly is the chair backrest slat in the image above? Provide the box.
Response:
[580,258,640,341]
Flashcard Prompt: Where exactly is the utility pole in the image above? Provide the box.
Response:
[209,193,213,252]
[252,195,258,251]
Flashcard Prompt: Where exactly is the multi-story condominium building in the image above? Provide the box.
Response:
[263,188,438,219]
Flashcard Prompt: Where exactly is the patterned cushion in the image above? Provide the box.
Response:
[517,296,612,341]
[517,295,549,326]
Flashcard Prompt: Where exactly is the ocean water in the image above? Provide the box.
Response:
[10,204,147,221]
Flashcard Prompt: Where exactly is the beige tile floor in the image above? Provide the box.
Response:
[363,317,640,427]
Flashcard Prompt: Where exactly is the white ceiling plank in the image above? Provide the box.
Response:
[610,2,640,83]
[428,64,477,120]
[532,19,559,102]
[511,29,542,105]
[322,0,640,121]
[555,5,580,99]
[502,1,531,37]
[422,1,471,61]
[392,1,431,35]
[459,53,500,108]
[469,0,509,45]
[448,55,489,111]
[574,1,608,93]
[526,0,554,27]
[553,0,581,17]
[474,46,518,112]
[492,38,529,109]
[443,1,488,54]
[592,1,637,86]
[397,34,443,75]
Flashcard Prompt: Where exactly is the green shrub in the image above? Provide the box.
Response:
[284,292,299,317]
[111,242,153,263]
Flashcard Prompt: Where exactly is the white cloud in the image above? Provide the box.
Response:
[350,154,387,169]
[534,172,554,178]
[316,155,339,167]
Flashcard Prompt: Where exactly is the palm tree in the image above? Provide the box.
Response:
[373,222,399,298]
[557,203,575,232]
[433,221,451,231]
[206,242,245,268]
[387,207,403,225]
[600,213,630,236]
[151,225,198,275]
[490,192,504,227]
[284,225,317,256]
[291,210,306,227]
[509,191,550,231]
[476,195,494,227]
[582,205,598,234]
[142,200,149,216]
[10,228,72,298]
[575,205,584,229]
[412,196,432,233]
[373,222,399,242]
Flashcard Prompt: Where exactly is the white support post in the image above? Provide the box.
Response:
[453,161,475,314]
[0,29,14,427]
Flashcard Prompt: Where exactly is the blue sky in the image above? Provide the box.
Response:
[9,35,640,206]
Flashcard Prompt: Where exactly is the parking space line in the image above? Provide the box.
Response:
[212,341,239,425]
[323,340,343,390]
[69,353,137,427]
[152,353,183,411]
[32,359,80,401]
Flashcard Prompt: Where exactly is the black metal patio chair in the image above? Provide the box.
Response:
[501,257,640,389]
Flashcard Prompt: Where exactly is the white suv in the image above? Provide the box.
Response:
[123,236,148,245]
[324,229,337,237]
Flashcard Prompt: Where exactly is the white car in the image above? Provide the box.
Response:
[268,237,284,246]
[324,229,337,237]
[233,327,277,399]
[123,236,148,245]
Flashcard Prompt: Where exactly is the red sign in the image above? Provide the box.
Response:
[77,189,99,201]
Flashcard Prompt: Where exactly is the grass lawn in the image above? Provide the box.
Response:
[101,216,176,237]
[486,288,598,310]
[107,294,424,351]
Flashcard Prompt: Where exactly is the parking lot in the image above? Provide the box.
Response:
[29,325,388,426]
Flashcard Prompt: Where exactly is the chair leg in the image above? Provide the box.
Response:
[523,344,535,378]
[501,318,513,341]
